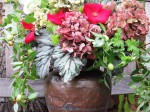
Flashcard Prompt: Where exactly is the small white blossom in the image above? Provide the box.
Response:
[18,0,41,14]
[68,0,84,4]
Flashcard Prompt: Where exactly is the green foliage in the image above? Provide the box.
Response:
[28,92,38,100]
[112,28,124,51]
[125,38,140,56]
[118,95,124,112]
[24,13,36,23]
[41,0,49,8]
[46,21,58,34]
[128,44,150,112]
[118,94,135,112]
[50,34,60,45]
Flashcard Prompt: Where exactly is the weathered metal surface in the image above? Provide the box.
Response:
[45,70,111,112]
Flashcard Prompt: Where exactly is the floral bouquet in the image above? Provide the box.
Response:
[1,0,150,111]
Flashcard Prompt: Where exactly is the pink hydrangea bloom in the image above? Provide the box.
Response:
[57,11,101,59]
[106,0,150,40]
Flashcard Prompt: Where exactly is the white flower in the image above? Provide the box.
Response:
[18,0,41,14]
[68,0,84,4]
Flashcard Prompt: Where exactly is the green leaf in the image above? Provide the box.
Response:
[50,34,60,45]
[112,28,124,50]
[104,78,110,89]
[28,52,36,61]
[12,14,19,22]
[41,0,49,8]
[131,74,143,82]
[85,36,94,42]
[27,85,35,93]
[93,39,104,47]
[124,100,132,112]
[15,77,23,85]
[91,31,102,38]
[28,92,38,100]
[118,95,124,112]
[46,21,58,34]
[128,94,135,105]
[11,62,23,66]
[24,13,36,23]
[137,101,145,112]
[125,38,140,56]
[13,66,21,71]
[13,103,19,112]
[99,23,106,33]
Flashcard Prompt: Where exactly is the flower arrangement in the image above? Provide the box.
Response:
[0,0,150,111]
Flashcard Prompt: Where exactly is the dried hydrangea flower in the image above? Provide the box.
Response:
[106,0,150,40]
[57,11,101,59]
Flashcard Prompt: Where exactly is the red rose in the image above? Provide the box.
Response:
[47,9,66,25]
[25,32,35,44]
[21,20,35,31]
[83,3,111,24]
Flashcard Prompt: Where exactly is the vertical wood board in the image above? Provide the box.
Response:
[146,2,150,49]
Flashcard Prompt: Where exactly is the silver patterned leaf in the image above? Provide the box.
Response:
[52,46,87,82]
[35,29,54,79]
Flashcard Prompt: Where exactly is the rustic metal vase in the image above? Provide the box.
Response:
[44,70,111,112]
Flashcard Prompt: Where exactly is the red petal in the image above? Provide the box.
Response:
[83,3,102,15]
[21,20,35,31]
[25,32,35,44]
[47,9,66,25]
[86,9,111,24]
[83,3,111,24]
[96,9,111,23]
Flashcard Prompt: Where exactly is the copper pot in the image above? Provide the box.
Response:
[44,70,111,112]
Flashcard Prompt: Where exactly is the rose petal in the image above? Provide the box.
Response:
[83,3,111,24]
[21,20,35,31]
[47,10,66,25]
[25,32,35,44]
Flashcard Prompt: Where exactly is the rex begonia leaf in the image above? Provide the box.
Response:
[52,46,87,82]
[35,29,54,78]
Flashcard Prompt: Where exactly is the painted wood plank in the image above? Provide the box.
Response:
[0,75,134,97]
[0,2,3,24]
[5,47,14,77]
[146,1,150,49]
[3,3,14,78]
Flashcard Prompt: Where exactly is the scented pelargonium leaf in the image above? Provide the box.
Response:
[52,46,87,82]
[35,29,54,78]
[125,38,140,56]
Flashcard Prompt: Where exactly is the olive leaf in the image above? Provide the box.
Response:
[52,46,87,82]
[35,29,54,78]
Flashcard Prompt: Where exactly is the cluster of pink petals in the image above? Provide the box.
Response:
[106,0,150,40]
[103,1,116,11]
[57,11,101,59]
